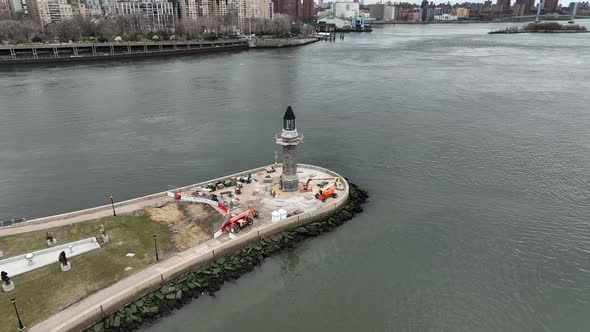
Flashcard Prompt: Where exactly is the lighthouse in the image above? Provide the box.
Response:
[276,106,303,192]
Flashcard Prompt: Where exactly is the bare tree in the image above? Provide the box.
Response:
[0,20,42,44]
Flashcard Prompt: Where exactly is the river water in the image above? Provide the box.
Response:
[1,23,590,331]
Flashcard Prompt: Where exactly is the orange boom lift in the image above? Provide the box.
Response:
[315,180,340,202]
[300,177,339,192]
[220,208,259,234]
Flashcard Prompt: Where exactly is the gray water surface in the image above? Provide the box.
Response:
[1,23,590,331]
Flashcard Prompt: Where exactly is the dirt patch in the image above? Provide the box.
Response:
[144,202,221,249]
[144,203,183,224]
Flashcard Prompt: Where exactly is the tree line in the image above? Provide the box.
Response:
[0,14,315,44]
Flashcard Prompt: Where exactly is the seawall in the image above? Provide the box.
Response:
[0,40,248,65]
[85,183,369,332]
[24,165,365,332]
[247,37,319,48]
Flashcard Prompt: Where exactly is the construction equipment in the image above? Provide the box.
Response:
[301,177,339,192]
[220,208,259,234]
[315,181,339,202]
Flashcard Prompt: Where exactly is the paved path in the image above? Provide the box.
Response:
[0,196,171,237]
[29,241,217,332]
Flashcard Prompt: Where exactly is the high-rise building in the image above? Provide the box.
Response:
[117,0,176,30]
[301,0,313,19]
[514,0,534,15]
[84,0,102,15]
[27,0,72,24]
[0,0,12,17]
[369,3,395,20]
[332,1,359,18]
[420,0,428,21]
[544,0,558,12]
[67,0,87,16]
[456,7,469,17]
[178,0,217,19]
[272,0,300,18]
[496,0,510,11]
[238,0,272,19]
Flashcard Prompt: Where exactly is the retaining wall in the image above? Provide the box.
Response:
[248,38,319,48]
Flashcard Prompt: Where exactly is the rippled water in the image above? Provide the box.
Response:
[1,22,590,331]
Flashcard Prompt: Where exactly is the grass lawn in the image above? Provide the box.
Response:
[0,213,173,332]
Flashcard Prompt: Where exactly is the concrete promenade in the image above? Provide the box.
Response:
[4,164,348,331]
[0,165,277,237]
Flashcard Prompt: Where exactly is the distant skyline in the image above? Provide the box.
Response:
[358,0,572,5]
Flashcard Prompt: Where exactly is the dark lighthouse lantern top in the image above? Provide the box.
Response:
[283,106,296,131]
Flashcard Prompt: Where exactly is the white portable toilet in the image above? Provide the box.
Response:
[271,211,281,222]
[278,209,287,220]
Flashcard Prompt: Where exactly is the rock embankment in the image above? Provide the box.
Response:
[86,182,369,332]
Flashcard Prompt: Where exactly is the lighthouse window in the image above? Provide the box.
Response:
[284,119,295,131]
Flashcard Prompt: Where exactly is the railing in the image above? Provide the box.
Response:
[0,40,248,63]
[0,217,26,228]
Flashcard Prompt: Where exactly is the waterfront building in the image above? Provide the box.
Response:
[419,0,427,20]
[543,0,558,12]
[316,13,349,27]
[26,0,72,24]
[117,0,176,30]
[69,0,87,16]
[395,6,420,21]
[496,0,510,11]
[456,7,469,17]
[514,0,534,15]
[179,0,213,19]
[434,12,457,20]
[301,0,313,19]
[332,1,359,18]
[0,0,12,17]
[83,0,102,15]
[8,0,23,15]
[100,0,116,14]
[272,0,299,18]
[369,3,395,20]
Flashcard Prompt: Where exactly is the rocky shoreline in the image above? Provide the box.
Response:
[85,182,369,332]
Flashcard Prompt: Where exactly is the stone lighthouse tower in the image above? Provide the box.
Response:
[276,106,303,192]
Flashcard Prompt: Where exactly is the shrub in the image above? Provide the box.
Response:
[204,33,218,41]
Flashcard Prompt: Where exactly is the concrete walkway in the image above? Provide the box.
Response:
[0,237,100,277]
[0,196,170,237]
[29,242,216,332]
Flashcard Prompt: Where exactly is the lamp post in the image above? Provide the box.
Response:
[11,298,25,330]
[110,195,116,217]
[153,235,159,261]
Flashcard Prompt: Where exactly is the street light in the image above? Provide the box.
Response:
[110,195,116,217]
[11,298,25,330]
[153,235,159,261]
